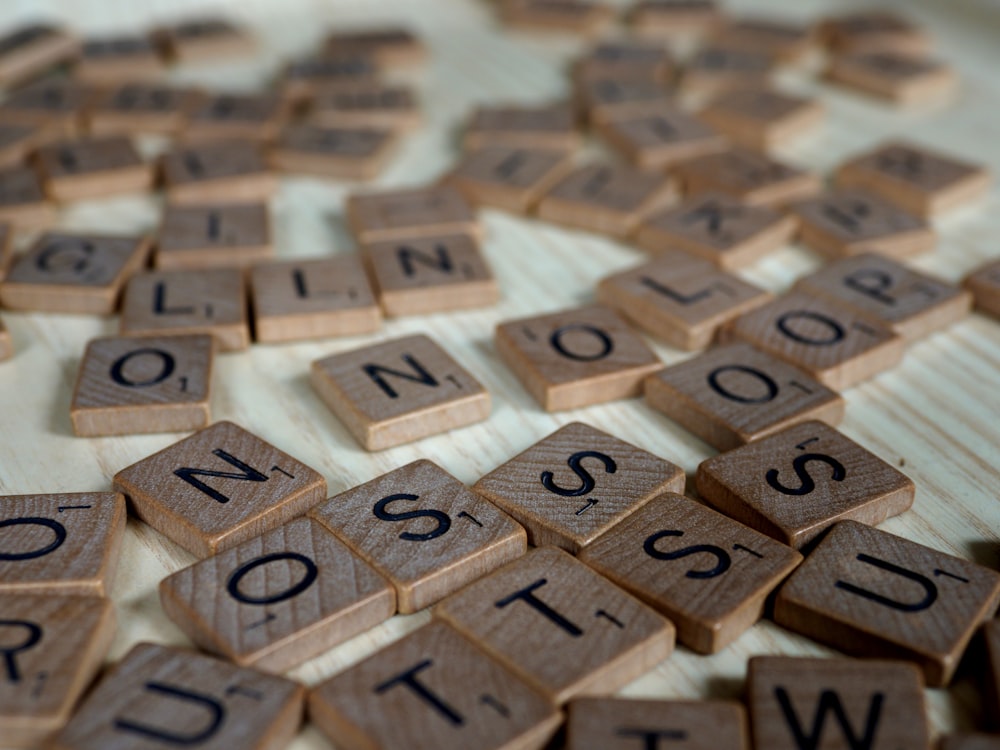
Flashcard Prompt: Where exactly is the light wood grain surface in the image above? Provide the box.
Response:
[1,0,1000,746]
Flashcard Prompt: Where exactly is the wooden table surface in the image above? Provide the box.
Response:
[2,0,1000,746]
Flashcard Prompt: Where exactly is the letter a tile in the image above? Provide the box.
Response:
[49,642,304,750]
[774,520,1000,686]
[309,620,561,750]
[434,546,674,703]
[113,420,327,557]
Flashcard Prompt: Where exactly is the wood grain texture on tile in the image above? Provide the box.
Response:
[155,203,272,270]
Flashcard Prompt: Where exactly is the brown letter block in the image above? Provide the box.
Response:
[0,231,150,314]
[366,232,498,316]
[0,166,57,229]
[597,259,773,350]
[154,18,256,63]
[496,304,663,410]
[566,697,749,749]
[825,51,957,106]
[0,81,93,136]
[120,267,250,351]
[678,47,774,98]
[309,459,526,612]
[0,25,80,87]
[675,148,821,206]
[113,420,327,558]
[321,27,426,69]
[573,40,676,84]
[309,619,561,750]
[35,136,152,201]
[463,102,581,152]
[595,105,728,170]
[448,146,573,214]
[0,123,46,169]
[308,84,420,131]
[574,77,671,125]
[50,642,303,750]
[795,253,972,341]
[835,141,991,217]
[698,89,824,151]
[473,421,685,553]
[629,0,721,38]
[965,259,1000,320]
[270,124,399,180]
[0,492,126,596]
[155,203,272,270]
[645,342,844,451]
[696,420,913,549]
[0,222,10,279]
[434,546,675,703]
[579,493,802,653]
[0,594,115,747]
[748,655,930,749]
[159,517,395,671]
[711,19,816,63]
[86,84,203,137]
[986,619,1000,730]
[70,334,214,436]
[250,256,380,343]
[500,0,616,38]
[183,93,287,144]
[775,520,1000,685]
[819,12,930,55]
[75,36,166,84]
[160,140,276,204]
[310,334,490,450]
[723,291,904,390]
[0,315,11,360]
[280,56,380,104]
[348,184,479,245]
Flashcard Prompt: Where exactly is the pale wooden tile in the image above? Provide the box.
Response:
[675,148,821,206]
[155,203,272,270]
[448,146,573,214]
[348,184,479,245]
[711,19,816,63]
[966,258,1000,320]
[463,102,580,152]
[75,36,166,84]
[308,85,420,131]
[595,105,729,170]
[629,0,721,38]
[270,124,399,180]
[153,18,256,63]
[0,165,55,229]
[35,137,153,201]
[0,25,79,87]
[322,27,426,68]
[86,84,204,137]
[819,12,931,55]
[161,140,276,204]
[697,88,824,150]
[499,0,616,38]
[825,51,957,106]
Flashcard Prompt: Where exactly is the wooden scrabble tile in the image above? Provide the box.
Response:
[160,140,276,204]
[75,36,165,83]
[712,19,816,63]
[0,222,11,279]
[697,89,824,151]
[679,47,775,98]
[675,148,821,206]
[499,0,616,37]
[566,697,749,749]
[322,27,426,68]
[160,516,394,670]
[965,258,1000,319]
[580,493,801,653]
[448,146,573,214]
[645,342,844,450]
[281,56,381,103]
[825,51,957,106]
[70,334,214,436]
[836,141,992,218]
[435,546,674,703]
[155,203,272,270]
[0,231,150,314]
[113,420,326,558]
[473,421,685,552]
[575,77,672,124]
[0,166,55,229]
[595,105,728,170]
[308,85,420,131]
[940,735,1000,750]
[629,0,721,38]
[0,315,11,361]
[795,254,972,341]
[309,620,561,750]
[249,256,381,343]
[0,80,93,135]
[365,232,498,316]
[723,291,904,389]
[154,18,256,63]
[0,492,126,596]
[0,25,80,87]
[0,122,45,168]
[50,642,304,750]
[464,102,581,152]
[270,124,399,180]
[597,259,772,350]
[35,137,152,201]
[696,420,913,549]
[310,333,490,450]
[495,305,663,410]
[820,12,931,55]
[0,594,115,747]
[748,655,930,749]
[309,459,526,613]
[637,193,796,269]
[985,619,1000,730]
[790,188,935,260]
[120,268,250,351]
[536,163,677,239]
[347,185,479,245]
[775,520,1000,685]
[86,84,203,137]
[183,93,288,144]
[573,41,676,83]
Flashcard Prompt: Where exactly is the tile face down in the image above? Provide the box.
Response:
[309,620,561,750]
[155,203,273,270]
[347,184,479,245]
[695,420,914,549]
[748,655,931,750]
[160,141,276,204]
[579,493,802,653]
[0,492,126,596]
[473,422,685,554]
[434,546,675,704]
[495,304,663,410]
[49,642,304,750]
[0,594,116,748]
[159,517,395,672]
[309,459,526,613]
[774,520,1000,686]
[70,334,214,436]
[113,420,327,558]
[35,136,153,201]
[448,146,573,214]
[310,334,490,451]
[645,342,844,450]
